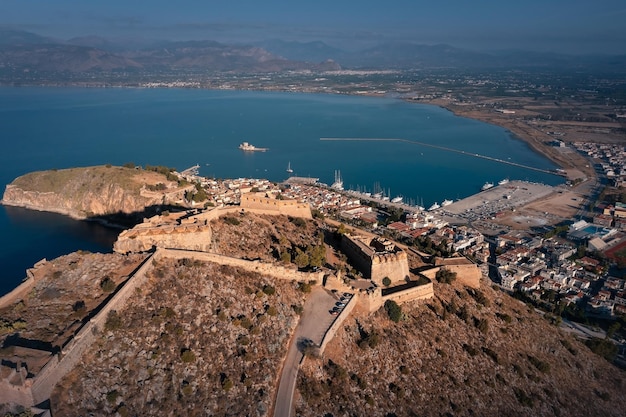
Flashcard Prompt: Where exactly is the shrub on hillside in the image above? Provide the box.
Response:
[384,300,402,323]
[436,268,457,284]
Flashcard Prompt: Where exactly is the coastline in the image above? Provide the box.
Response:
[419,99,594,182]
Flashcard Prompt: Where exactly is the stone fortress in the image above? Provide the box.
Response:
[340,234,410,286]
[0,190,481,411]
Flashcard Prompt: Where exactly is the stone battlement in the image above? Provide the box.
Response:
[340,234,410,286]
[240,192,312,219]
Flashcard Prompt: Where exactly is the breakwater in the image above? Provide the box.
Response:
[320,137,563,177]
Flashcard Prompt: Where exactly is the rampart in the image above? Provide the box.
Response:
[114,214,212,253]
[240,193,312,219]
[0,259,47,310]
[0,253,156,408]
[156,249,325,285]
[114,201,313,255]
[421,257,482,289]
[318,297,357,354]
[340,234,410,285]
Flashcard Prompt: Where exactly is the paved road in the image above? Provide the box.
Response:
[273,287,342,417]
[560,317,606,339]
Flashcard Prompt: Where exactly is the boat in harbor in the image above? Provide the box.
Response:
[286,162,293,173]
[441,199,453,207]
[331,170,344,190]
[239,142,268,152]
[498,178,509,186]
[428,202,440,211]
[481,182,494,191]
[391,195,403,203]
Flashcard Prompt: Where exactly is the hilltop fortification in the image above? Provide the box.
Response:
[340,234,410,286]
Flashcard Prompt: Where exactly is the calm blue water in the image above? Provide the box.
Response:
[0,87,562,295]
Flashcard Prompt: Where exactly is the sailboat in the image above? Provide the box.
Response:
[331,170,344,190]
[286,162,293,173]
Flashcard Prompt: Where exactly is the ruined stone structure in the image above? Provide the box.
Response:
[240,192,312,219]
[420,257,482,288]
[114,211,212,253]
[114,197,312,254]
[340,234,410,286]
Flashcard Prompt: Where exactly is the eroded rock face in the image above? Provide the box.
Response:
[1,166,183,220]
[2,183,159,219]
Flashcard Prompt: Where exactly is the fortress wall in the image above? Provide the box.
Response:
[0,274,35,310]
[359,288,384,312]
[383,282,434,306]
[156,249,324,285]
[340,235,374,279]
[240,194,312,219]
[318,297,357,354]
[370,252,410,285]
[32,254,156,406]
[420,264,482,289]
[113,226,212,253]
[0,375,36,409]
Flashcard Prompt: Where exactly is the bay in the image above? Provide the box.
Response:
[0,87,562,295]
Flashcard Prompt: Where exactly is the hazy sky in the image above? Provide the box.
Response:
[2,0,625,54]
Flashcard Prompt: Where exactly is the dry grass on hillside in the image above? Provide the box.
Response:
[0,252,146,348]
[210,213,323,261]
[51,258,310,416]
[296,281,625,417]
[11,165,167,194]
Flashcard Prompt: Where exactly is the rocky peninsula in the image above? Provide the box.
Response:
[1,165,194,226]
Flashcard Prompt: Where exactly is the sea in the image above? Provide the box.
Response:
[0,87,563,295]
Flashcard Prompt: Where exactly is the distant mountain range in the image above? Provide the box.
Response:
[0,29,624,74]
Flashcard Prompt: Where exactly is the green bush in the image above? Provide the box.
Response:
[297,282,312,293]
[384,300,402,323]
[180,349,196,363]
[106,390,119,405]
[221,377,234,391]
[262,285,276,295]
[436,268,457,284]
[100,276,116,292]
[223,216,241,226]
[382,277,392,287]
[104,310,122,331]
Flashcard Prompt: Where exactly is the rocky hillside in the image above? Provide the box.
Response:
[1,165,184,222]
[296,281,625,417]
[210,212,324,261]
[51,257,309,416]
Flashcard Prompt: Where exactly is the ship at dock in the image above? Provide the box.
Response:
[239,142,268,152]
[498,178,509,186]
[331,170,344,191]
[441,199,453,207]
[481,182,494,191]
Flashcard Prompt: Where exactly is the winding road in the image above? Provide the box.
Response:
[273,287,342,417]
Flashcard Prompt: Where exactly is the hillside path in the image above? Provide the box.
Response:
[273,286,339,417]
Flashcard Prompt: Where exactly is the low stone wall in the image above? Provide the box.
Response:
[420,264,481,289]
[32,253,156,406]
[318,297,357,354]
[0,260,46,309]
[157,249,324,285]
[383,282,434,305]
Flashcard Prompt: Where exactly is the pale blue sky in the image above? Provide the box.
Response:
[1,0,625,53]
